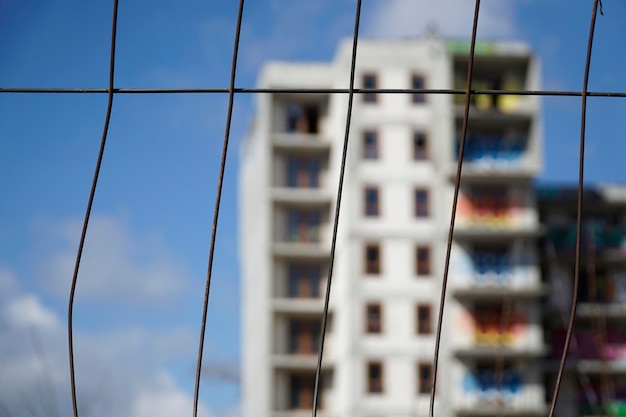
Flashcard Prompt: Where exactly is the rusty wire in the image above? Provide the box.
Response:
[429,1,482,416]
[546,238,604,416]
[5,87,626,97]
[312,1,363,415]
[586,220,616,415]
[192,1,245,416]
[547,1,602,417]
[66,1,119,417]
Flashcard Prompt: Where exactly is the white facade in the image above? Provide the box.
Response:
[240,38,545,417]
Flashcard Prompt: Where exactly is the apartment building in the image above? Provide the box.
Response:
[540,185,626,417]
[239,38,546,417]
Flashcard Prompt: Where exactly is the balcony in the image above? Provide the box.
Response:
[545,223,626,263]
[455,405,547,417]
[272,299,325,314]
[274,313,334,360]
[272,133,331,151]
[271,188,332,205]
[577,303,626,318]
[454,188,541,240]
[470,247,513,285]
[273,370,333,413]
[455,306,545,358]
[580,402,626,417]
[272,354,333,371]
[452,285,547,300]
[272,412,334,417]
[449,117,538,179]
[579,384,626,417]
[455,345,547,359]
[271,154,332,204]
[271,97,330,151]
[452,242,545,297]
[452,54,535,117]
[272,242,328,259]
[273,260,328,301]
[469,307,527,345]
[273,206,330,256]
[273,151,329,193]
[457,367,546,414]
[550,329,626,363]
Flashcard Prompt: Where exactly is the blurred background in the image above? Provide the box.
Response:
[2,1,626,416]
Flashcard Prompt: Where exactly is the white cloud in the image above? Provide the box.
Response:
[0,267,219,417]
[5,295,59,328]
[364,0,520,39]
[40,215,188,306]
[132,373,213,417]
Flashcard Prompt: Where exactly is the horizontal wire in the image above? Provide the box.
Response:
[3,87,626,97]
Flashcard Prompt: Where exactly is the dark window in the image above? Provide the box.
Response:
[365,244,381,274]
[413,131,428,160]
[366,303,382,334]
[363,130,379,159]
[367,362,383,393]
[288,264,321,298]
[415,189,430,217]
[417,363,433,394]
[365,187,380,217]
[363,73,378,103]
[416,304,432,335]
[288,210,321,242]
[287,156,320,188]
[412,75,426,104]
[286,104,319,134]
[289,374,316,409]
[289,320,321,354]
[416,246,431,276]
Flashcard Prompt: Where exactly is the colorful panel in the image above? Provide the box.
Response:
[458,310,528,345]
[462,369,524,402]
[552,330,626,360]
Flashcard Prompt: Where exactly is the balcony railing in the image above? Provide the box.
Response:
[547,223,626,253]
[455,133,527,167]
[461,369,524,403]
[579,383,626,417]
[551,330,626,361]
[470,313,527,346]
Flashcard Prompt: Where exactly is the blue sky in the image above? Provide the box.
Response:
[1,1,626,416]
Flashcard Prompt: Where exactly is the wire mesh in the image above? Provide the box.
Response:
[1,0,619,416]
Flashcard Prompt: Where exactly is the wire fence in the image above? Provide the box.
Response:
[0,0,616,417]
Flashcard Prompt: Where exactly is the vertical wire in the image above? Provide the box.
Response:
[547,240,602,416]
[312,1,362,415]
[192,1,245,416]
[586,220,616,415]
[429,1,481,416]
[547,1,601,416]
[67,1,119,416]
